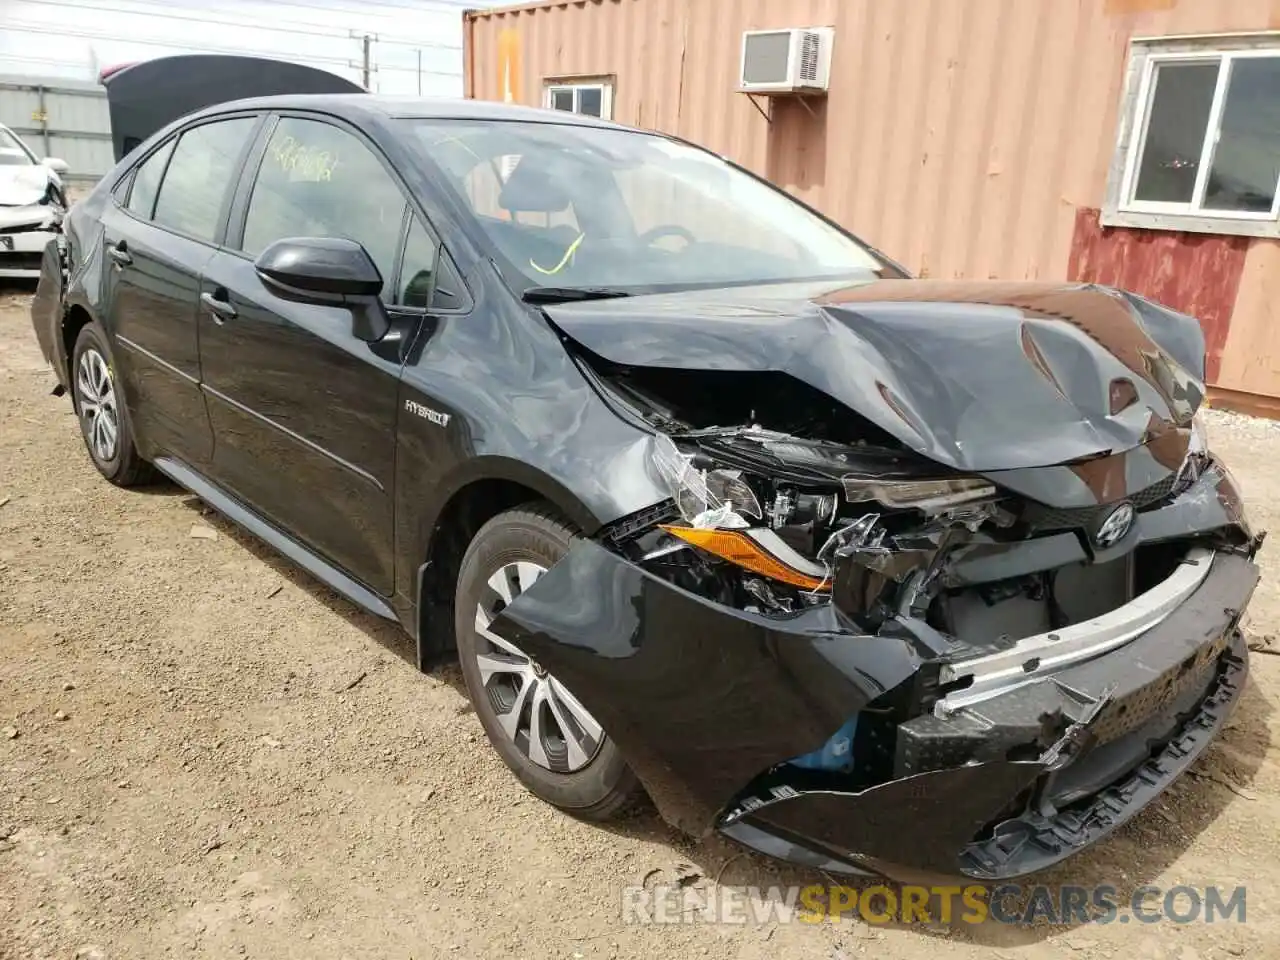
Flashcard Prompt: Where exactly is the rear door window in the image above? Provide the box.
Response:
[152,117,257,243]
[240,117,407,294]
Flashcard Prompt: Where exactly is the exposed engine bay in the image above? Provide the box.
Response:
[585,354,1220,641]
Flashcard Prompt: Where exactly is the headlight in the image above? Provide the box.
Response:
[738,434,996,514]
[840,475,995,512]
[649,428,1017,602]
[649,432,1003,593]
[651,435,762,528]
[651,435,830,590]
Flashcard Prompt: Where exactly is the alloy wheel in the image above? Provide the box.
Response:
[76,348,119,463]
[473,560,604,773]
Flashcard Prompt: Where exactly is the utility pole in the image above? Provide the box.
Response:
[361,34,371,89]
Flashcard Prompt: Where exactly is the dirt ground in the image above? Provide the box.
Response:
[3,282,1280,960]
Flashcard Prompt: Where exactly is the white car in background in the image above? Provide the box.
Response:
[0,123,69,280]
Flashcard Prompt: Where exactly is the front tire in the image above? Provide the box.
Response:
[70,322,152,487]
[455,504,642,821]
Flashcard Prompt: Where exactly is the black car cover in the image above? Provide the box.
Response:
[100,54,366,162]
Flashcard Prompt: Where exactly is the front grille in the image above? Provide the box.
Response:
[0,222,49,235]
[0,252,42,271]
[1027,465,1199,533]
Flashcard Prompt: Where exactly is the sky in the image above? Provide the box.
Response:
[0,0,478,95]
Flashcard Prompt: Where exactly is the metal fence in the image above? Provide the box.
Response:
[0,76,112,184]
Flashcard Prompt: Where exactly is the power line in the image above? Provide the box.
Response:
[367,62,460,78]
[0,53,98,72]
[18,0,463,51]
[27,0,362,43]
[255,0,477,15]
[6,20,364,73]
[5,20,462,80]
[353,34,464,52]
[252,0,477,27]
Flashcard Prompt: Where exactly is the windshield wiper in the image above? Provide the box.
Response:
[521,286,633,304]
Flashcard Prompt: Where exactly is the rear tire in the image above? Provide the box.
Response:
[455,503,642,821]
[70,322,153,487]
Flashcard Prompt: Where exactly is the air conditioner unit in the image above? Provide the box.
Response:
[739,27,833,95]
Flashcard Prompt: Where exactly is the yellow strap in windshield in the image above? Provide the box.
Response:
[431,134,484,162]
[530,232,584,275]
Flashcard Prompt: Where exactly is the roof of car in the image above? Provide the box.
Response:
[189,93,626,130]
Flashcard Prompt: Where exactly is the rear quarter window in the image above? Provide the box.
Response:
[125,138,175,219]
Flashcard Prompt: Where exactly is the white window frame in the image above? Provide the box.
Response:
[543,80,613,120]
[1103,32,1280,238]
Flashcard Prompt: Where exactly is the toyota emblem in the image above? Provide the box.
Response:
[1095,502,1135,548]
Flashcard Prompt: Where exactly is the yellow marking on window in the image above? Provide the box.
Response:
[269,135,340,182]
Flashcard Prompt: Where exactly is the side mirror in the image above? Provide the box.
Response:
[254,237,390,342]
[41,157,69,174]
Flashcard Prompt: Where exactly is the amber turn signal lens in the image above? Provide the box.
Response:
[659,525,831,592]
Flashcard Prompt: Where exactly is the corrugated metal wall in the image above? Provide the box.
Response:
[0,76,112,181]
[464,0,1280,403]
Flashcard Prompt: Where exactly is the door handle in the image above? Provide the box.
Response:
[108,242,132,267]
[200,290,237,324]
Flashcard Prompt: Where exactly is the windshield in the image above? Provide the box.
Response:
[402,119,884,293]
[0,127,35,167]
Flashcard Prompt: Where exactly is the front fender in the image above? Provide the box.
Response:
[392,298,671,606]
[488,539,929,834]
[422,453,615,543]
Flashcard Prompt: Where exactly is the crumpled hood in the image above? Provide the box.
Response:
[544,279,1207,472]
[0,163,55,207]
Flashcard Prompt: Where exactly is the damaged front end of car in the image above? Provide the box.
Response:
[0,173,65,280]
[485,285,1264,882]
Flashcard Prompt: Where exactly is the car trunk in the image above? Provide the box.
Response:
[99,54,366,161]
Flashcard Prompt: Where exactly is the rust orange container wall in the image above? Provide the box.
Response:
[463,0,1280,414]
[1067,207,1250,387]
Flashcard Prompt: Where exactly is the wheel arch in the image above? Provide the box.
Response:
[60,303,97,386]
[412,456,602,670]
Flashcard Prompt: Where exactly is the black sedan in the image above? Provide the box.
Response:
[30,92,1263,882]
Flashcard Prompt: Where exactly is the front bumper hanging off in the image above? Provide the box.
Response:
[487,465,1261,882]
[730,553,1254,881]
